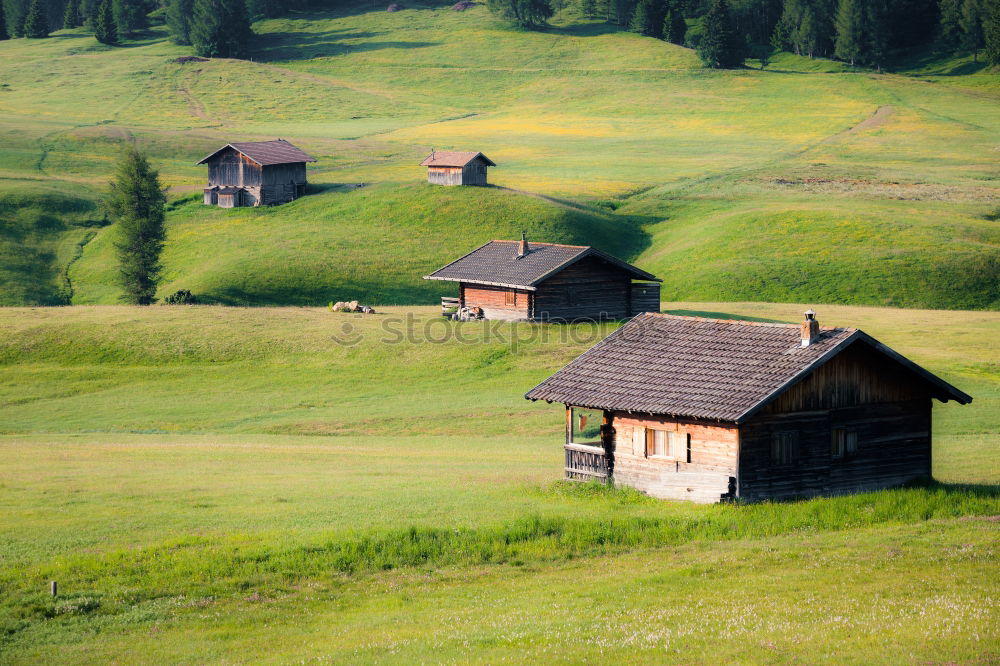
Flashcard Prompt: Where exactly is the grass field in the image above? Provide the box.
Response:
[0,303,997,662]
[0,1,997,308]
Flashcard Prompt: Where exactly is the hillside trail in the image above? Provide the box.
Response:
[493,186,608,215]
[650,104,898,199]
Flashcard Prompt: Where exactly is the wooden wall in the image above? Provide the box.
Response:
[461,283,531,321]
[461,160,488,186]
[740,342,936,500]
[426,159,489,186]
[739,399,931,501]
[427,166,464,186]
[205,150,308,207]
[610,412,738,503]
[533,256,632,321]
[629,282,660,314]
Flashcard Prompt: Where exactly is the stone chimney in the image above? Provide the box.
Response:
[516,231,528,258]
[800,310,820,347]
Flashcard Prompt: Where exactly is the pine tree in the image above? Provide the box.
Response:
[112,0,145,38]
[23,0,48,36]
[0,0,8,39]
[631,0,664,36]
[190,0,253,56]
[865,0,888,70]
[833,0,863,64]
[578,0,596,17]
[165,0,193,43]
[93,0,116,42]
[63,0,80,28]
[663,4,686,43]
[984,0,1000,65]
[698,0,744,67]
[938,0,962,50]
[959,0,985,62]
[104,147,166,306]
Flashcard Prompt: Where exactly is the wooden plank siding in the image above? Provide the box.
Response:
[460,283,531,321]
[426,158,489,186]
[738,342,936,501]
[630,282,661,314]
[739,400,931,501]
[205,147,308,207]
[610,413,738,503]
[533,256,632,321]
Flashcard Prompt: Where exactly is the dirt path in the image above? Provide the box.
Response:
[178,86,209,120]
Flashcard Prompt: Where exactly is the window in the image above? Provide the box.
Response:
[771,431,799,465]
[646,429,684,459]
[831,429,859,459]
[571,408,602,444]
[686,433,692,463]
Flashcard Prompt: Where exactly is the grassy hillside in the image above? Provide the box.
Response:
[70,183,645,305]
[0,303,997,661]
[0,3,996,307]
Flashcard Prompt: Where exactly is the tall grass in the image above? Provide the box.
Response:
[3,482,995,634]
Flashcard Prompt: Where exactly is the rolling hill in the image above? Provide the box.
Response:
[0,1,997,308]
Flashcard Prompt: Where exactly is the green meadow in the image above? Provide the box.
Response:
[0,0,997,308]
[0,303,997,662]
[1,0,999,661]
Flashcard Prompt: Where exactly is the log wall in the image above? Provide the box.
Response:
[739,399,931,501]
[533,256,632,321]
[610,412,738,503]
[205,149,308,206]
[629,282,660,314]
[461,283,531,321]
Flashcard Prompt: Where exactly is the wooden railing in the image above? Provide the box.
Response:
[565,443,608,481]
[441,297,460,317]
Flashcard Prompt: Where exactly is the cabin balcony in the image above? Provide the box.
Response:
[564,443,608,481]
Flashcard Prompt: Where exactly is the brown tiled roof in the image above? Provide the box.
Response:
[196,140,317,166]
[423,240,658,290]
[420,151,496,167]
[525,313,971,422]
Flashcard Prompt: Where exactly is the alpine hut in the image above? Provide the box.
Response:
[420,150,495,186]
[424,234,660,321]
[525,311,971,503]
[198,139,316,207]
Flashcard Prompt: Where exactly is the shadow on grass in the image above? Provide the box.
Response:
[251,28,439,61]
[662,309,789,324]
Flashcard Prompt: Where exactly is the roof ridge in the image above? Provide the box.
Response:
[491,240,589,249]
[645,312,853,332]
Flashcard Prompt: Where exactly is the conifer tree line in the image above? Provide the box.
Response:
[0,0,256,56]
[0,0,995,66]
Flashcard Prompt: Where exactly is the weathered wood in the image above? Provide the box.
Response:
[203,145,309,207]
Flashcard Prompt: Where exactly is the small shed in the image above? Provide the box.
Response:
[526,311,972,503]
[197,139,316,207]
[424,234,660,321]
[420,150,495,186]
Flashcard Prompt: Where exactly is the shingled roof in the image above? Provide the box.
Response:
[424,240,658,290]
[525,313,971,423]
[420,151,496,167]
[196,140,317,166]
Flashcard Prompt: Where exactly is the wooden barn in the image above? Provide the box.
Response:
[525,311,971,503]
[424,235,660,321]
[198,139,316,207]
[420,150,495,186]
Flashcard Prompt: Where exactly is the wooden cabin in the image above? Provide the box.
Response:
[197,140,316,207]
[525,311,971,503]
[420,150,495,186]
[424,235,660,322]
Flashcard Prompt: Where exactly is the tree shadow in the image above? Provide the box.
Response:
[662,309,789,323]
[251,29,439,61]
[546,21,623,37]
